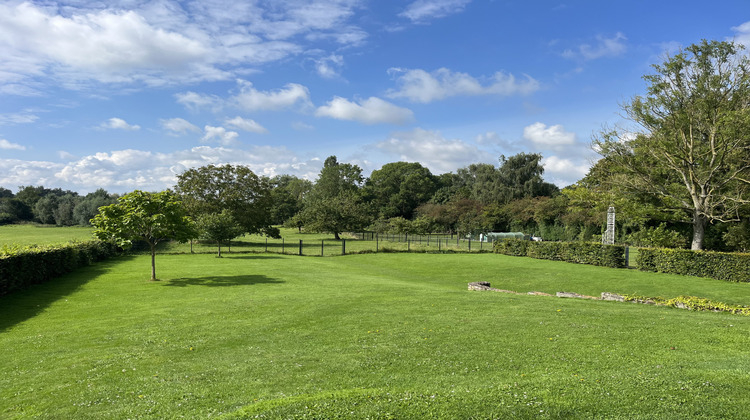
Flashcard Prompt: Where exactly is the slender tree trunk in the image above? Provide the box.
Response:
[691,211,706,250]
[334,232,341,240]
[150,242,157,281]
[217,241,222,258]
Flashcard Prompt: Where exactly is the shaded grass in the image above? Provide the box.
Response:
[1,253,749,419]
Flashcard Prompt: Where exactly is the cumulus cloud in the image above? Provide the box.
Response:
[375,128,491,173]
[399,0,472,23]
[731,21,750,50]
[0,139,26,150]
[0,1,366,92]
[175,91,223,112]
[225,116,268,133]
[99,117,140,131]
[201,126,239,145]
[387,68,540,103]
[232,81,312,111]
[523,122,576,148]
[313,54,344,79]
[0,145,325,194]
[542,155,591,187]
[161,118,201,136]
[563,32,627,60]
[315,96,415,125]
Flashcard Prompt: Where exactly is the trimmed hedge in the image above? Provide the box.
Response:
[637,247,750,283]
[494,240,626,268]
[0,240,119,296]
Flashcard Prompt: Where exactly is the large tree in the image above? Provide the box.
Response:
[299,156,370,239]
[364,161,437,219]
[92,190,196,281]
[175,164,277,238]
[594,40,750,250]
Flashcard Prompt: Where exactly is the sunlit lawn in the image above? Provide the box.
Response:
[2,251,749,419]
[0,224,94,247]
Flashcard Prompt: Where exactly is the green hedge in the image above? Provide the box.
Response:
[0,240,119,296]
[494,240,627,268]
[637,247,750,282]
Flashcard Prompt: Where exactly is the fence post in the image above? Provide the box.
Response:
[342,239,346,255]
[408,240,410,251]
[625,246,630,267]
[376,234,379,252]
[265,238,268,253]
[438,239,441,251]
[468,238,471,252]
[299,240,303,256]
[321,240,324,256]
[282,238,285,254]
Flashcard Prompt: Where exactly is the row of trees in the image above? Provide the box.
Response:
[0,187,117,226]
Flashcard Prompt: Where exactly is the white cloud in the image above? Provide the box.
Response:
[0,1,367,92]
[731,21,750,50]
[542,155,591,187]
[292,121,315,131]
[100,117,140,131]
[201,126,239,145]
[315,96,415,125]
[387,68,540,103]
[161,118,201,136]
[232,81,312,111]
[0,139,26,151]
[225,116,268,133]
[399,0,472,23]
[563,32,627,60]
[175,91,223,111]
[523,122,576,148]
[314,54,344,79]
[0,112,39,125]
[0,145,325,194]
[375,128,491,173]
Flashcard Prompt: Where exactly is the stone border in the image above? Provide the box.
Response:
[469,282,671,308]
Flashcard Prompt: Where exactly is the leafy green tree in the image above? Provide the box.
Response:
[175,164,277,238]
[34,195,59,224]
[0,198,32,224]
[196,209,244,257]
[92,190,196,281]
[299,156,370,239]
[73,189,118,226]
[364,161,438,219]
[594,40,750,250]
[0,188,13,199]
[269,175,313,225]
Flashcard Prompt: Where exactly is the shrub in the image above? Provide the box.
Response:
[0,240,119,296]
[493,239,626,268]
[637,247,750,282]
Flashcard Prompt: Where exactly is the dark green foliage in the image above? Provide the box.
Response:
[637,247,750,282]
[364,161,438,219]
[0,198,32,224]
[494,239,626,268]
[0,240,118,296]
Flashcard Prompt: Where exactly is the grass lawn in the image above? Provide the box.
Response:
[2,252,750,418]
[0,224,95,247]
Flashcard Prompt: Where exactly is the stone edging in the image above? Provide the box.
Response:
[468,282,667,307]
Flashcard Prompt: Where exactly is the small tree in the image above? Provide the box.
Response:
[92,190,196,281]
[196,210,244,257]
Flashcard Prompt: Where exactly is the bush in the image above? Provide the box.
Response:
[494,239,626,268]
[637,247,750,282]
[0,240,119,296]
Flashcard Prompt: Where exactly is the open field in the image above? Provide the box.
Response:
[2,252,750,418]
[0,224,94,247]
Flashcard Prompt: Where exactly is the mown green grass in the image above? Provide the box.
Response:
[2,253,750,419]
[0,224,94,247]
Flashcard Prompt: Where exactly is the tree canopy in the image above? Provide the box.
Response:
[92,190,195,281]
[594,40,750,250]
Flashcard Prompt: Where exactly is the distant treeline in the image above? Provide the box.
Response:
[3,150,748,253]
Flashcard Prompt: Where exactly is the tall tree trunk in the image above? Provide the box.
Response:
[334,231,341,240]
[691,211,706,250]
[217,241,222,258]
[150,242,157,281]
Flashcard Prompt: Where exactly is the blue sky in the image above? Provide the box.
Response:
[1,0,749,194]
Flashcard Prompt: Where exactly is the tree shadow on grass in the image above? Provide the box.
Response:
[162,275,283,287]
[0,255,136,333]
